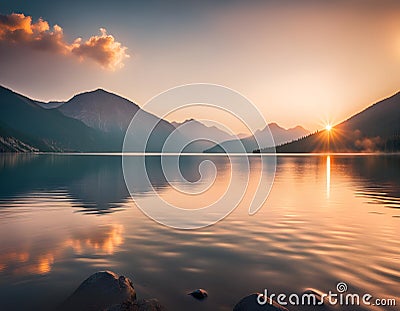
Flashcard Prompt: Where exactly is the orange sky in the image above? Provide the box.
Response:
[1,1,400,133]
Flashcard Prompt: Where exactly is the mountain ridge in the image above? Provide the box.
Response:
[0,85,110,152]
[1,84,363,153]
[58,88,141,133]
[259,91,400,153]
[205,122,310,153]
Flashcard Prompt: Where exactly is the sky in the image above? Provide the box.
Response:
[1,0,400,133]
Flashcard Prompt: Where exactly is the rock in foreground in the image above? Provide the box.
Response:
[60,271,165,311]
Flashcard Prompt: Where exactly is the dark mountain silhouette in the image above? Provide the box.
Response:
[0,86,181,152]
[0,121,40,152]
[35,100,64,109]
[0,86,110,152]
[56,88,180,152]
[58,89,141,133]
[8,85,397,154]
[259,92,400,153]
[2,85,309,153]
[48,88,180,152]
[205,123,309,153]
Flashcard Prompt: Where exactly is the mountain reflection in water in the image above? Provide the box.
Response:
[0,154,399,311]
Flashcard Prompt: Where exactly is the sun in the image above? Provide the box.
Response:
[325,124,332,131]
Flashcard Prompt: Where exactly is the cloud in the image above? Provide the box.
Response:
[0,13,129,70]
[71,28,129,70]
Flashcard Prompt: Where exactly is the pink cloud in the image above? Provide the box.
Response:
[0,13,129,70]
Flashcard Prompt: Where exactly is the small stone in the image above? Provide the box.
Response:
[188,288,208,300]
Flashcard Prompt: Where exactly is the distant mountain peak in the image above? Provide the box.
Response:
[268,122,280,128]
[183,118,196,123]
[291,125,306,130]
[174,119,210,127]
[72,88,120,100]
[58,88,142,133]
[205,122,310,153]
[90,88,110,95]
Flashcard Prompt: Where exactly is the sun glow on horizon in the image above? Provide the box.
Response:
[325,124,332,131]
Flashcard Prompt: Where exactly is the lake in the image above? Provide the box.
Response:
[0,154,399,310]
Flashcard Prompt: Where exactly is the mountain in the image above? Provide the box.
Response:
[264,123,309,145]
[35,100,64,109]
[0,86,110,152]
[58,89,140,133]
[0,86,182,152]
[0,122,39,152]
[260,92,400,153]
[55,88,179,152]
[171,119,236,152]
[205,123,309,153]
[9,84,397,154]
[172,119,233,142]
[0,85,311,153]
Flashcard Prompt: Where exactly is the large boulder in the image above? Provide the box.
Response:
[60,271,165,311]
[233,293,289,311]
[61,271,136,311]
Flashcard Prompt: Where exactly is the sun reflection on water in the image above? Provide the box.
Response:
[326,155,331,198]
[0,154,399,311]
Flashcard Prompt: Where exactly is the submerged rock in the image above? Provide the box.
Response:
[188,288,208,300]
[233,293,289,311]
[60,271,165,311]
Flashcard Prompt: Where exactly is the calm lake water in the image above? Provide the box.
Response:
[0,154,399,310]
